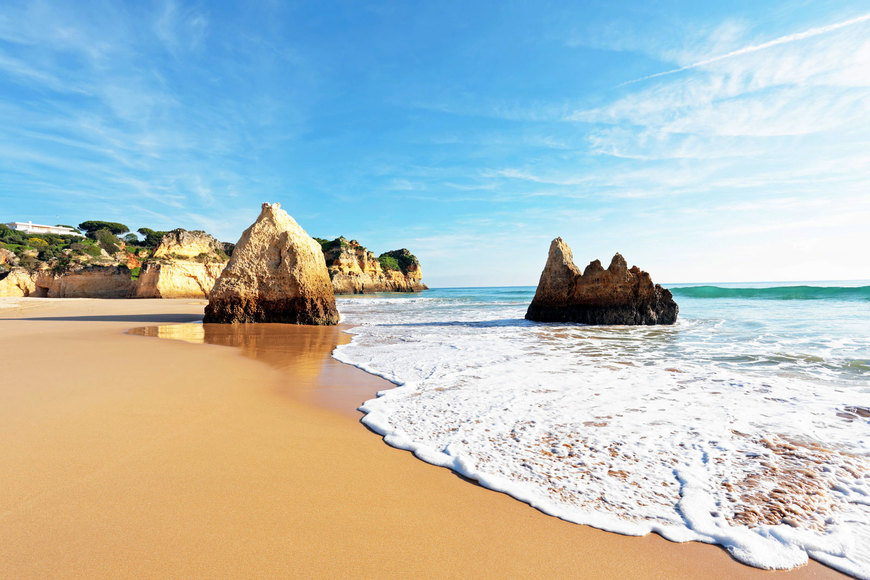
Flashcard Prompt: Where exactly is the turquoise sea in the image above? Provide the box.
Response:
[334,281,870,577]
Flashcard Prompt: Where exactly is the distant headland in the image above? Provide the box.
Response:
[0,218,426,298]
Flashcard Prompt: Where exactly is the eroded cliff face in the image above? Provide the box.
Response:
[0,230,229,299]
[525,237,678,325]
[135,261,225,298]
[151,229,226,260]
[0,269,36,297]
[321,238,427,294]
[48,266,138,298]
[135,230,228,298]
[2,227,425,299]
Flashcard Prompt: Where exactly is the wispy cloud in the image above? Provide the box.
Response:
[622,11,870,85]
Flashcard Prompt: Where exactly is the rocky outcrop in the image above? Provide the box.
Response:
[2,223,424,300]
[204,203,339,325]
[525,238,678,325]
[321,238,427,294]
[135,261,225,298]
[135,230,228,298]
[151,229,226,260]
[0,268,36,297]
[47,266,137,298]
[0,247,17,267]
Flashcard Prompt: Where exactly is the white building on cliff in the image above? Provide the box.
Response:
[5,221,83,237]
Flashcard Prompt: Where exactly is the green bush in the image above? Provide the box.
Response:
[378,249,419,274]
[94,229,121,254]
[378,255,400,271]
[317,237,349,253]
[137,227,169,248]
[51,256,73,275]
[70,242,103,257]
[130,266,141,280]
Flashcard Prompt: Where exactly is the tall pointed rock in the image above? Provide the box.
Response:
[204,203,340,325]
[525,238,678,325]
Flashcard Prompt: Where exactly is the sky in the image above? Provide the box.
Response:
[1,1,868,287]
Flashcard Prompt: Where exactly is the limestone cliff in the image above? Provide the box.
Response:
[135,230,228,298]
[320,237,427,294]
[2,224,425,300]
[151,229,227,260]
[525,238,678,325]
[0,269,36,297]
[204,203,339,325]
[47,266,138,298]
[0,229,229,299]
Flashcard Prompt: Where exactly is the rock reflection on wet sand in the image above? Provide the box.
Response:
[129,323,390,417]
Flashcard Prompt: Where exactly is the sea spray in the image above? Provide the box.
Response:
[334,286,870,577]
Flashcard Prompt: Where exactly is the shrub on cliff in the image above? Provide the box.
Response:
[137,228,169,248]
[378,255,400,271]
[93,228,121,254]
[51,256,73,275]
[378,249,419,274]
[70,241,102,258]
[316,237,349,253]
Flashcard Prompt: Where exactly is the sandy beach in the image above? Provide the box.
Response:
[0,298,845,578]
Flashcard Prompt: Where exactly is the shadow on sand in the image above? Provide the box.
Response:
[2,314,204,324]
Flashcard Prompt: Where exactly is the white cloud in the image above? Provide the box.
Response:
[623,11,870,85]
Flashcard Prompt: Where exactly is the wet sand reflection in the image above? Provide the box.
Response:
[128,323,390,418]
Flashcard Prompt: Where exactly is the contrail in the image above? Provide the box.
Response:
[621,11,870,86]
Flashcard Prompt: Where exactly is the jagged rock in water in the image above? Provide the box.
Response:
[204,203,339,325]
[525,238,678,325]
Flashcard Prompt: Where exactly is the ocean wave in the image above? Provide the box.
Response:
[334,291,870,577]
[669,285,870,301]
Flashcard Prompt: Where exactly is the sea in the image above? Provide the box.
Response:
[332,282,870,577]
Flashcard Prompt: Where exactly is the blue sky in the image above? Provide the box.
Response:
[1,1,868,286]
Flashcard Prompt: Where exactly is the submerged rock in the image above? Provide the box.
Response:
[525,238,678,325]
[204,203,339,325]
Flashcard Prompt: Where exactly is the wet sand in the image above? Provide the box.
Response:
[0,298,845,578]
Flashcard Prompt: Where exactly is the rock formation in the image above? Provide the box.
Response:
[321,238,427,294]
[135,230,228,298]
[204,203,339,325]
[1,221,424,300]
[0,247,16,267]
[151,229,226,260]
[46,266,138,298]
[525,238,678,325]
[0,269,36,297]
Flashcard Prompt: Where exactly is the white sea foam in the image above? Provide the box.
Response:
[334,291,870,577]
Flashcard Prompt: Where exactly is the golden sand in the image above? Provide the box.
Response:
[0,298,844,578]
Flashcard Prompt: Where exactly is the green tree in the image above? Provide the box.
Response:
[137,228,168,248]
[78,221,129,237]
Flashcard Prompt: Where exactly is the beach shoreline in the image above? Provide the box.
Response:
[0,297,846,578]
